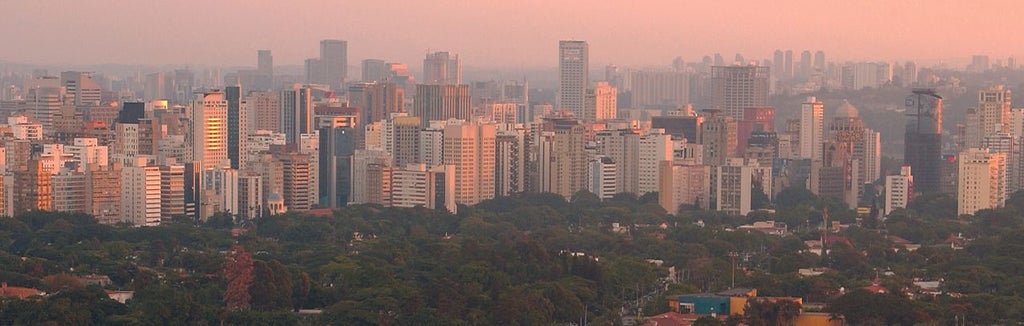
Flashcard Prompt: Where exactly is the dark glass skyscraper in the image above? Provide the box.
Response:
[904,88,943,193]
[225,85,242,169]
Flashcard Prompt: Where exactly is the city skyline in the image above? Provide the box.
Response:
[2,1,1024,68]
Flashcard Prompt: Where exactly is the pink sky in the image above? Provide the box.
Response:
[1,0,1021,68]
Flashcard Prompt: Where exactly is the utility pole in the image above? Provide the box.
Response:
[729,251,739,288]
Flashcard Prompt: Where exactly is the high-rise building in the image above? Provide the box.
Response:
[423,51,462,85]
[699,109,737,166]
[389,116,421,166]
[737,107,775,156]
[584,82,617,121]
[829,101,868,201]
[536,118,587,199]
[121,157,161,227]
[237,173,264,220]
[710,65,770,120]
[443,121,496,205]
[885,165,913,216]
[277,149,313,212]
[389,164,456,213]
[413,84,470,126]
[52,170,87,214]
[658,160,710,214]
[619,69,690,109]
[966,86,1011,149]
[639,130,674,195]
[716,158,771,216]
[299,132,320,208]
[159,164,185,221]
[189,90,229,170]
[558,40,589,118]
[319,124,356,208]
[800,97,824,160]
[595,129,640,195]
[362,59,388,82]
[320,39,348,91]
[799,51,812,79]
[772,50,784,78]
[349,82,404,127]
[784,50,794,79]
[225,85,246,169]
[247,91,279,133]
[255,50,274,91]
[60,71,102,107]
[588,156,617,200]
[495,127,527,197]
[958,148,1006,216]
[904,89,942,193]
[86,167,121,225]
[280,85,313,144]
[814,51,825,71]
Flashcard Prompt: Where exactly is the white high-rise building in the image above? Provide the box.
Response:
[716,158,772,216]
[390,164,457,213]
[863,129,882,183]
[800,97,824,160]
[190,90,229,170]
[299,132,320,207]
[958,148,1006,216]
[594,129,640,195]
[443,121,496,205]
[588,156,617,200]
[67,138,108,171]
[885,165,913,216]
[558,40,589,118]
[639,130,674,195]
[121,157,161,227]
[966,86,1012,149]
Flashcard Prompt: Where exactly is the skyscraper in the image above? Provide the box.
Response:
[225,85,245,169]
[318,119,357,206]
[772,50,784,79]
[904,89,943,193]
[710,65,770,120]
[800,97,824,160]
[814,51,826,71]
[362,59,387,82]
[958,148,1006,216]
[423,51,462,85]
[443,121,496,205]
[255,50,273,90]
[558,40,589,118]
[699,109,737,166]
[413,84,471,126]
[799,50,812,79]
[584,82,617,121]
[536,118,587,199]
[784,50,794,79]
[190,90,229,170]
[966,86,1011,149]
[279,85,313,144]
[320,39,348,91]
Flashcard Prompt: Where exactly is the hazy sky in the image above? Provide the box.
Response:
[2,0,1022,69]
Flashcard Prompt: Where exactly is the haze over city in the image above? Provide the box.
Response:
[3,0,1023,68]
[5,1,1024,325]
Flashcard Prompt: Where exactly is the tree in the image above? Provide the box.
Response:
[224,245,254,310]
[250,260,293,311]
[744,298,801,326]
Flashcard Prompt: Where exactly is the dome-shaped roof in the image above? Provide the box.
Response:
[836,100,859,118]
[267,193,284,202]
